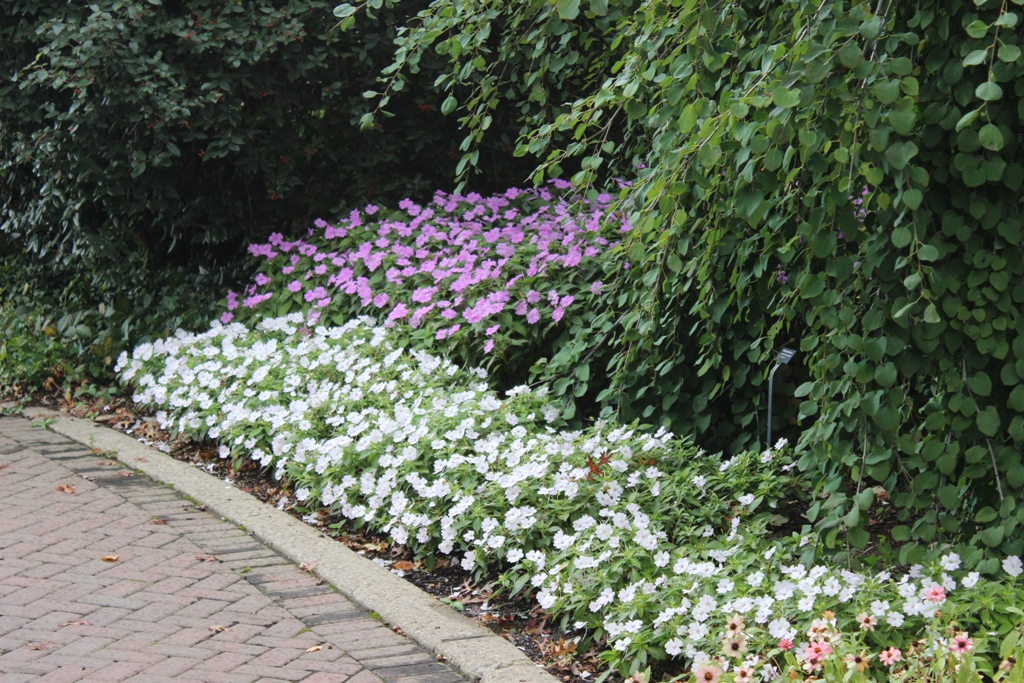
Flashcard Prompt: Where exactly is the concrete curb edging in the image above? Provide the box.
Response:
[20,407,557,683]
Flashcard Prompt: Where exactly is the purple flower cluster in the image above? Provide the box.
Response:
[222,185,627,355]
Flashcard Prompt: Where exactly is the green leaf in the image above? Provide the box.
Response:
[998,44,1022,63]
[955,109,981,132]
[679,104,697,133]
[838,43,863,69]
[886,142,917,170]
[902,188,923,210]
[995,12,1019,28]
[873,80,900,104]
[891,525,911,541]
[963,48,989,66]
[923,303,941,323]
[772,87,801,109]
[891,227,912,248]
[977,405,1001,436]
[805,59,830,84]
[966,20,991,39]
[976,81,1004,101]
[860,16,883,39]
[556,0,581,20]
[1010,385,1024,411]
[981,525,1005,547]
[969,372,992,396]
[889,57,913,75]
[979,124,1005,151]
[333,3,358,18]
[918,244,939,261]
[975,506,999,523]
[441,95,457,115]
[874,362,897,387]
[889,108,917,135]
[588,0,608,15]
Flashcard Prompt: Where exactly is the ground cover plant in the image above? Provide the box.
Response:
[119,314,1024,682]
[223,185,626,407]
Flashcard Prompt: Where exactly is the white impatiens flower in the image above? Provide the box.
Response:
[126,312,996,676]
[1004,556,1024,578]
[940,553,961,572]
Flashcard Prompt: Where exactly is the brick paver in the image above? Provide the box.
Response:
[0,417,466,683]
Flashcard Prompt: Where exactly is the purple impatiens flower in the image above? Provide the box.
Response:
[225,183,631,344]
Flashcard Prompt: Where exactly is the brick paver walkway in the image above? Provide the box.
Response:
[0,416,466,683]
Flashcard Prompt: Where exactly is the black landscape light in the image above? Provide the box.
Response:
[767,347,797,450]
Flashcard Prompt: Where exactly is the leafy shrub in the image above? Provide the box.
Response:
[0,236,233,395]
[0,0,532,268]
[356,0,1024,559]
[222,185,625,406]
[119,315,1024,680]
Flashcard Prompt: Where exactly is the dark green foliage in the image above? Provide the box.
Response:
[0,234,237,395]
[0,0,522,267]
[366,0,1024,564]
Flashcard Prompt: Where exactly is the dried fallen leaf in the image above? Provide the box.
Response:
[117,471,133,477]
[299,561,317,573]
[135,457,148,462]
[58,620,91,627]
[0,464,10,471]
[392,560,417,571]
[28,642,53,650]
[209,624,227,633]
[100,554,120,562]
[305,644,323,652]
[56,484,76,494]
[195,555,217,562]
[150,518,167,525]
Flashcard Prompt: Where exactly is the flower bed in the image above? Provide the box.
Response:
[222,185,622,388]
[118,315,1024,682]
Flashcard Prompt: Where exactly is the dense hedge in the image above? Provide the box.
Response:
[0,0,534,268]
[362,0,1024,563]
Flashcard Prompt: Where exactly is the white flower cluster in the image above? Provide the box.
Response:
[118,316,1012,675]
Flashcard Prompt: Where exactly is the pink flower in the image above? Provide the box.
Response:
[778,639,793,651]
[950,633,974,656]
[365,204,379,215]
[484,339,495,353]
[552,307,564,322]
[924,585,946,604]
[878,647,901,666]
[514,300,529,316]
[526,308,540,324]
[485,325,500,336]
[255,273,270,286]
[389,303,410,321]
[220,312,234,324]
[373,293,389,307]
[590,281,604,294]
[287,280,302,293]
[316,297,331,307]
[526,290,541,304]
[559,295,574,307]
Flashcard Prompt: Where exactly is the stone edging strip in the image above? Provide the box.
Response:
[19,407,558,683]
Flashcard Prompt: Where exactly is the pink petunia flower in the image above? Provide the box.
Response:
[287,280,302,293]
